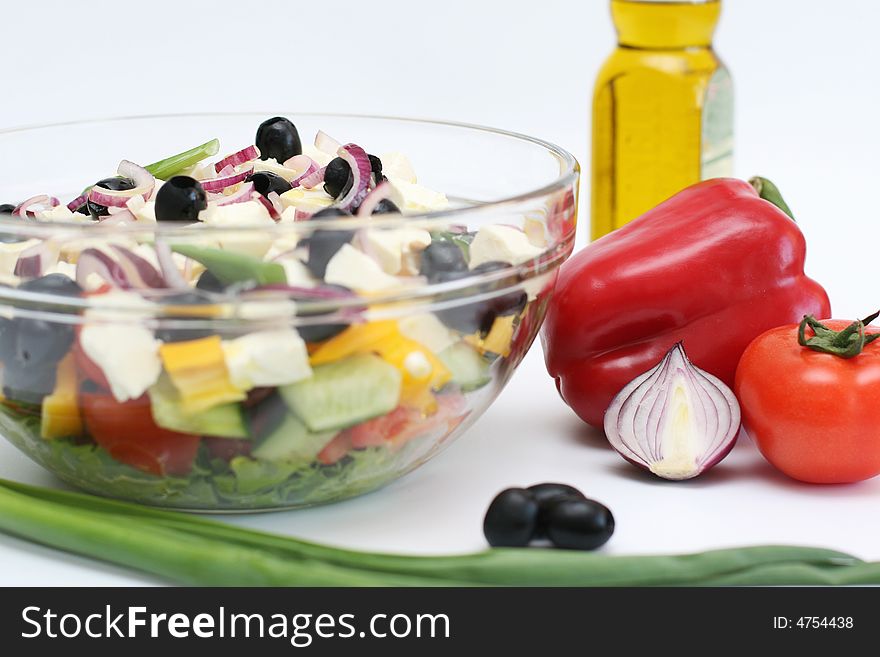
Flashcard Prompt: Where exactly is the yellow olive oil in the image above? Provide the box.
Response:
[591,0,733,240]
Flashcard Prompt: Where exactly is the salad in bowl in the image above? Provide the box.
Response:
[0,113,578,510]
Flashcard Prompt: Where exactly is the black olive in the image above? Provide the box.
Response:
[255,116,302,163]
[294,284,352,343]
[473,261,528,317]
[247,171,292,198]
[420,241,468,279]
[2,360,57,405]
[87,176,136,219]
[0,203,15,214]
[310,207,352,220]
[12,318,74,370]
[545,498,615,551]
[483,488,539,547]
[154,291,215,343]
[323,157,351,198]
[76,204,90,216]
[370,198,400,215]
[154,176,207,222]
[528,483,586,537]
[195,269,226,293]
[305,229,354,278]
[0,316,17,363]
[19,273,83,297]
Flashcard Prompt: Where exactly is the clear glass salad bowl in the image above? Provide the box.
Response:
[0,113,578,510]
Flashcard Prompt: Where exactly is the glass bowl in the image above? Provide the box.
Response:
[0,113,578,510]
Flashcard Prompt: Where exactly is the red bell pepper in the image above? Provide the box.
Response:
[542,177,831,429]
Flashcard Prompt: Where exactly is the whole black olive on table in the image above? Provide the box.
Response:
[483,488,539,547]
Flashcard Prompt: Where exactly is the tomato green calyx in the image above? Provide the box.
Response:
[749,176,795,221]
[798,311,880,358]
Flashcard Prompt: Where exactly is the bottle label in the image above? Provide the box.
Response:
[701,66,734,179]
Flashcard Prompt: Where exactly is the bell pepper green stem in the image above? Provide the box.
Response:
[749,176,795,220]
[145,138,220,181]
[798,311,880,358]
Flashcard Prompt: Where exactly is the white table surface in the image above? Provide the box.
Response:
[2,0,879,585]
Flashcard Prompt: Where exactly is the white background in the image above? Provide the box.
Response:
[1,0,879,585]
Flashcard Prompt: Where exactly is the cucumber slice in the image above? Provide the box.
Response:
[280,353,401,432]
[252,413,335,462]
[439,342,492,392]
[149,376,248,439]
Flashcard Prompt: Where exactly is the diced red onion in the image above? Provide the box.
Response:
[66,193,89,212]
[76,248,131,289]
[14,195,60,218]
[298,165,326,190]
[111,245,166,288]
[14,241,57,277]
[211,181,256,206]
[254,192,282,220]
[215,145,260,172]
[356,181,393,217]
[314,130,341,154]
[603,342,741,481]
[336,143,372,211]
[200,165,253,192]
[155,239,188,289]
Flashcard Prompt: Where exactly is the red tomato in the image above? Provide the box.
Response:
[80,391,201,477]
[735,320,880,484]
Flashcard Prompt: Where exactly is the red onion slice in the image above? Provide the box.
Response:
[14,195,60,218]
[14,241,58,277]
[336,143,372,211]
[215,145,260,172]
[66,193,89,212]
[200,165,253,192]
[76,248,131,289]
[356,181,392,217]
[298,165,326,190]
[603,342,741,481]
[254,192,282,220]
[314,130,341,154]
[111,245,166,288]
[285,155,320,187]
[210,181,256,206]
[155,239,188,289]
[118,160,155,200]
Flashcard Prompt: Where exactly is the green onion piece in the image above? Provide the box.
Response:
[0,479,876,587]
[171,244,286,286]
[145,138,220,181]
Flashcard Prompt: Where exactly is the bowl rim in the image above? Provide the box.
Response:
[0,111,579,233]
[0,112,579,314]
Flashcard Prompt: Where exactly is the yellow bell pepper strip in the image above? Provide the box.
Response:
[465,314,516,357]
[310,321,451,413]
[159,336,244,414]
[40,354,84,439]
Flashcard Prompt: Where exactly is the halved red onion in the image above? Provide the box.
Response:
[66,193,89,212]
[603,342,741,481]
[155,239,188,289]
[215,145,260,172]
[200,165,253,192]
[76,248,131,289]
[298,165,326,190]
[14,241,57,277]
[336,143,372,211]
[356,181,392,217]
[111,245,166,288]
[211,181,256,206]
[14,195,60,218]
[314,130,341,154]
[254,191,282,220]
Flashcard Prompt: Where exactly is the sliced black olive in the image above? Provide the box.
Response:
[545,498,615,551]
[255,116,302,163]
[483,488,539,547]
[154,176,207,222]
[87,176,136,219]
[247,171,292,198]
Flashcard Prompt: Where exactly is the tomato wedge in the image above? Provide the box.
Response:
[80,390,201,476]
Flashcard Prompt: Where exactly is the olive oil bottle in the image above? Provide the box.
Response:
[591,0,733,240]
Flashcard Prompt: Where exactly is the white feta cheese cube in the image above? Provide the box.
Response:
[324,244,400,293]
[361,228,431,275]
[469,225,544,268]
[222,329,312,389]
